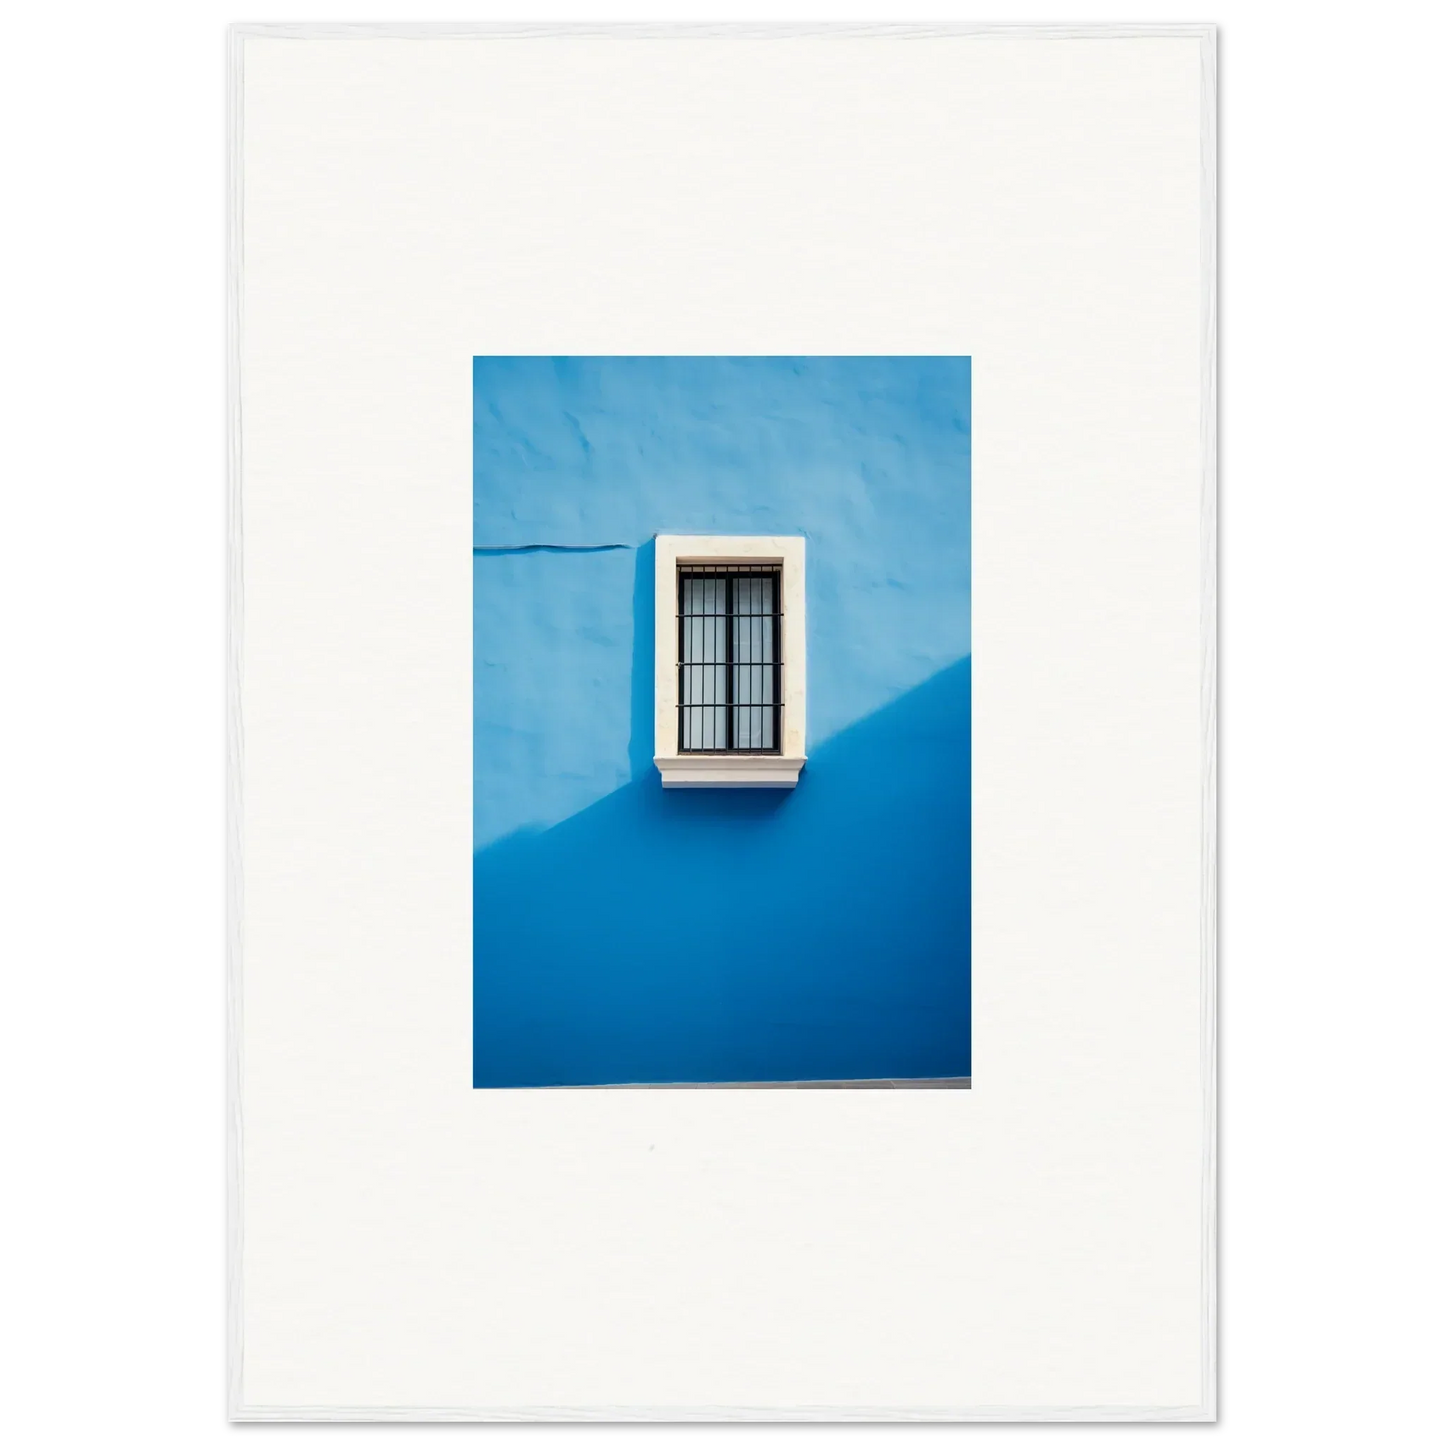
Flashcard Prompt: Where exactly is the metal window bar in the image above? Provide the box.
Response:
[678,564,782,753]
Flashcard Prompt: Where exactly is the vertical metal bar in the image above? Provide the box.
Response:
[761,574,767,750]
[745,578,757,757]
[713,576,723,749]
[736,575,745,750]
[724,573,734,750]
[752,575,760,748]
[745,575,757,751]
[748,573,756,752]
[705,574,717,750]
[773,569,782,753]
[745,575,753,750]
[751,577,760,750]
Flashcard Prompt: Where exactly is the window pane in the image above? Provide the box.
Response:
[731,576,774,749]
[681,576,726,750]
[679,568,780,753]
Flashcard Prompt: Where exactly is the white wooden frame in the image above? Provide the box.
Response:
[653,534,806,788]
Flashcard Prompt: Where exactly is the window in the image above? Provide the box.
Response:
[678,564,781,753]
[653,536,806,788]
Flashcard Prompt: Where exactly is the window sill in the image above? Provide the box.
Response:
[655,754,806,789]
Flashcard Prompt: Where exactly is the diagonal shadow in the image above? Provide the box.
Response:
[474,656,971,1087]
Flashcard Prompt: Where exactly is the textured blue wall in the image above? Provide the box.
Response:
[474,357,970,1085]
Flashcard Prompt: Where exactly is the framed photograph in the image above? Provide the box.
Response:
[230,23,1216,1420]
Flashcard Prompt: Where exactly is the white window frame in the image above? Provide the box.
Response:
[654,535,806,788]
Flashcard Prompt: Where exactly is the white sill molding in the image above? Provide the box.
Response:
[654,534,806,790]
[655,753,806,789]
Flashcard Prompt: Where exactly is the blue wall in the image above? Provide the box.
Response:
[474,357,970,1085]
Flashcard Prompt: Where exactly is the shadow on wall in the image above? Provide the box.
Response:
[628,538,655,780]
[474,656,971,1087]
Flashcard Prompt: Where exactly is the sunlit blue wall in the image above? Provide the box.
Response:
[474,357,970,1085]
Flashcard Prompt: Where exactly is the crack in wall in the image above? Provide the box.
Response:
[473,543,633,555]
